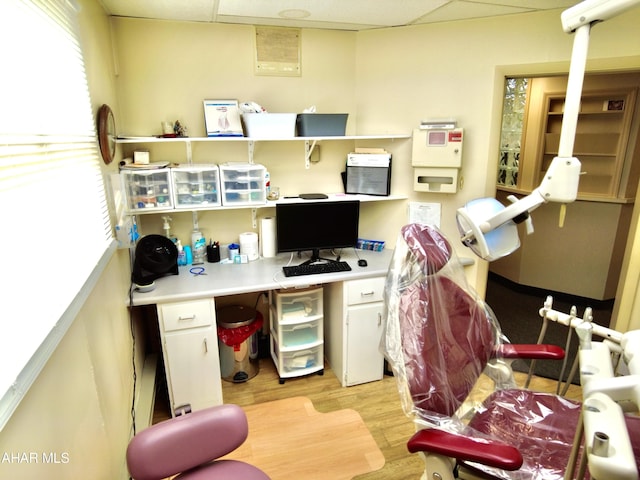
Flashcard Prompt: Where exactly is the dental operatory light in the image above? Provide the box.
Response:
[456,0,640,261]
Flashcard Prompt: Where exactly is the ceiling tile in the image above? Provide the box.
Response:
[217,0,449,27]
[101,0,218,22]
[412,1,532,24]
[100,0,582,30]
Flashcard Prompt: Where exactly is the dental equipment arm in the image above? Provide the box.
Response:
[540,298,640,480]
[579,331,640,480]
[457,0,640,261]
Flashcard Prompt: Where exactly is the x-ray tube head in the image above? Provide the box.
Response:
[456,198,520,261]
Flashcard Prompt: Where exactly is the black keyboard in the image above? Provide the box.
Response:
[283,261,352,277]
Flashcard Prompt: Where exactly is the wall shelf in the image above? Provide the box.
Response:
[116,134,410,144]
[118,134,409,229]
[117,134,410,168]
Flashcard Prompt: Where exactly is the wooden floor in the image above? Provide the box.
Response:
[154,357,582,480]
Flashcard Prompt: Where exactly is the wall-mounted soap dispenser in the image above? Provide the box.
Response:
[412,120,463,193]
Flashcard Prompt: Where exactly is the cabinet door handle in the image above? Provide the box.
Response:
[360,291,375,297]
[203,337,208,353]
[378,312,382,326]
[178,315,196,321]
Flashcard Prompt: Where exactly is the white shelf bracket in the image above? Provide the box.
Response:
[304,140,317,169]
[251,208,258,228]
[248,140,255,164]
[185,139,193,164]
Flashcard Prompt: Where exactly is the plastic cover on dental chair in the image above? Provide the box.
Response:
[381,224,585,480]
[382,223,506,423]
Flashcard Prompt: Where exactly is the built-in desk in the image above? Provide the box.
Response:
[132,249,393,416]
[131,249,393,306]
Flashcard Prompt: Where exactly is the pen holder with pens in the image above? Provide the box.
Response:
[207,243,221,263]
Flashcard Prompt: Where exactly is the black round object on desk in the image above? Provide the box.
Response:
[132,234,178,291]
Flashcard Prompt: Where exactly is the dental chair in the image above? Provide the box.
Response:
[382,223,640,480]
[126,404,270,480]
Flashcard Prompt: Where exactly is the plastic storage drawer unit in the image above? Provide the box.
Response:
[219,163,267,206]
[270,287,324,384]
[171,164,221,209]
[121,168,173,212]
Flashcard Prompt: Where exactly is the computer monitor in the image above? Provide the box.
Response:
[276,200,360,264]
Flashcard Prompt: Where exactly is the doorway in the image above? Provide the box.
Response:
[486,71,640,369]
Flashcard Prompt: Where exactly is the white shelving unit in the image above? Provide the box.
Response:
[117,134,410,168]
[116,134,410,226]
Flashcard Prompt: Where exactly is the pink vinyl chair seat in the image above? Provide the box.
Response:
[126,404,270,480]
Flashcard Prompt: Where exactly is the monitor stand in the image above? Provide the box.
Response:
[300,249,340,266]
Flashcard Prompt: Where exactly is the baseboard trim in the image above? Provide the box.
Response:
[135,354,158,433]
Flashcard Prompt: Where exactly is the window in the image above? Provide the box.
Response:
[497,77,529,189]
[0,0,115,430]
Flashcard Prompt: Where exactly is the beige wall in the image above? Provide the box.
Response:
[355,8,640,291]
[112,8,640,296]
[2,2,640,478]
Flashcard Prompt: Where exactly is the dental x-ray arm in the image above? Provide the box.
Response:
[457,0,640,262]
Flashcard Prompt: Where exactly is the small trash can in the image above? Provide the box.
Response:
[217,305,263,383]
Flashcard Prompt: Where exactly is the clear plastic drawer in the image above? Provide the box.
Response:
[121,169,173,211]
[219,163,266,206]
[281,319,322,349]
[282,345,323,373]
[171,164,221,208]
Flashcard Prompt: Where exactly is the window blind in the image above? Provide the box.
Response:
[0,0,115,430]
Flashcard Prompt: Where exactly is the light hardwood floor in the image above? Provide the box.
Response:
[154,357,582,480]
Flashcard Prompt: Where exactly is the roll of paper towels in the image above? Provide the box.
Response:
[260,217,276,258]
[239,232,259,261]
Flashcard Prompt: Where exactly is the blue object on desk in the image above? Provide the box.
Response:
[189,267,207,276]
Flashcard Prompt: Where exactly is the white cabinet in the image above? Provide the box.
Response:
[157,298,223,415]
[325,277,385,387]
[269,287,324,384]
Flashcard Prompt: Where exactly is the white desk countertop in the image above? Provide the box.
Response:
[130,248,394,306]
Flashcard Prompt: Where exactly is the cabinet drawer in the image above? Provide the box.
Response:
[346,277,385,305]
[282,345,323,373]
[273,287,323,323]
[160,299,214,332]
[281,320,322,350]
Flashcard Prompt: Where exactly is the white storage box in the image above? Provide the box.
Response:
[171,164,221,208]
[242,113,296,138]
[219,163,267,206]
[121,168,173,212]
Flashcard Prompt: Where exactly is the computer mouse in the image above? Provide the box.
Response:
[358,259,368,267]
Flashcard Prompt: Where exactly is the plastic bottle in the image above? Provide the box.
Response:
[184,245,193,265]
[192,228,206,265]
[176,240,187,266]
[162,216,172,238]
[264,169,271,198]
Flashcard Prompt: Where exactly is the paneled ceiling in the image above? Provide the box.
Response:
[99,0,579,31]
